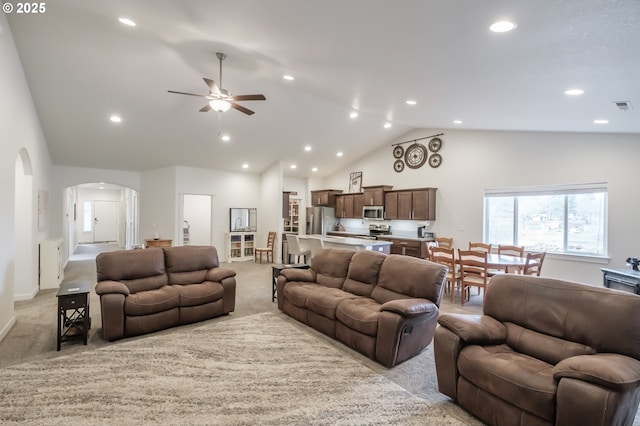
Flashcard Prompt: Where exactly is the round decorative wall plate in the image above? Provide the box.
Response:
[428,137,443,153]
[393,159,405,173]
[392,145,404,159]
[404,143,428,169]
[429,153,442,168]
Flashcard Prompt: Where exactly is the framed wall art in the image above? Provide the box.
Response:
[349,172,363,193]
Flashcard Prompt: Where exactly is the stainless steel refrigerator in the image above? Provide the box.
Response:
[306,207,336,236]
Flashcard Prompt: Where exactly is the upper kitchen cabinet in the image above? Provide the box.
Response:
[386,188,437,220]
[310,190,343,207]
[362,185,393,206]
[336,193,364,218]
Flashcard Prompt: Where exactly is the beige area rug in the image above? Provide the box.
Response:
[0,312,474,425]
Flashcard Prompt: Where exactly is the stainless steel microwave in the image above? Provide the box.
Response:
[363,205,384,220]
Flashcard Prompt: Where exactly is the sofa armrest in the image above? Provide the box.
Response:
[437,314,506,344]
[380,298,437,316]
[95,280,130,296]
[279,268,317,282]
[206,267,236,282]
[553,353,640,392]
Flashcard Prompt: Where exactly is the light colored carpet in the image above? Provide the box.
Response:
[0,312,477,425]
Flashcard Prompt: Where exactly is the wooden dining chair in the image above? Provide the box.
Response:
[469,242,492,253]
[431,247,461,302]
[255,231,276,263]
[498,244,525,273]
[435,237,453,249]
[523,251,546,276]
[458,249,490,305]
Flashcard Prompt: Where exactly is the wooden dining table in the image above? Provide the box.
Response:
[486,253,526,273]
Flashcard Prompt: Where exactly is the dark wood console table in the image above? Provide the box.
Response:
[56,281,91,351]
[601,268,640,295]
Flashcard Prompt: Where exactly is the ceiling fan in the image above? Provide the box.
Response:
[168,52,266,115]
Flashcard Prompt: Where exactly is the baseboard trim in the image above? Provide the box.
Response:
[14,285,39,301]
[0,315,16,342]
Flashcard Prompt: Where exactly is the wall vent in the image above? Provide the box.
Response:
[613,101,633,111]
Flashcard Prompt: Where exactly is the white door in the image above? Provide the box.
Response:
[94,200,118,242]
[182,194,212,246]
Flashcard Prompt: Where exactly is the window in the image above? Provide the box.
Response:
[83,201,92,232]
[484,183,607,256]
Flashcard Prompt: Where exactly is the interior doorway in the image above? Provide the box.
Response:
[180,193,213,246]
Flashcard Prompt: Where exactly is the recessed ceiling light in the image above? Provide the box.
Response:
[290,164,297,169]
[312,167,318,172]
[110,115,122,123]
[221,134,231,142]
[118,17,136,27]
[336,152,343,157]
[242,164,249,169]
[594,119,609,124]
[99,186,105,190]
[490,21,517,32]
[565,89,584,96]
[383,122,391,129]
[283,75,294,81]
[350,111,358,119]
[405,100,417,106]
[453,120,463,124]
[304,146,312,152]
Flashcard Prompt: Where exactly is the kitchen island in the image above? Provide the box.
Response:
[299,234,392,255]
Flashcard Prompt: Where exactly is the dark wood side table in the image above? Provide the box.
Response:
[56,281,91,351]
[272,263,310,302]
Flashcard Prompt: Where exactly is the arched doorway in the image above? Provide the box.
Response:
[14,148,37,300]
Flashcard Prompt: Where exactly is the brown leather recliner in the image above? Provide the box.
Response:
[277,247,447,367]
[434,274,640,426]
[96,246,236,341]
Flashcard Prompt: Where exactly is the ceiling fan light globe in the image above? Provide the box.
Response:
[209,99,231,112]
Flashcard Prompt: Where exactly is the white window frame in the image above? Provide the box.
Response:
[484,183,608,259]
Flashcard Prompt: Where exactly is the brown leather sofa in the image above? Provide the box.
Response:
[434,274,640,426]
[96,246,236,341]
[277,247,447,367]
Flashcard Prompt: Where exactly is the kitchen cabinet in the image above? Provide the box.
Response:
[310,190,343,207]
[376,237,427,258]
[386,188,436,221]
[335,193,364,218]
[362,185,393,206]
[284,198,300,233]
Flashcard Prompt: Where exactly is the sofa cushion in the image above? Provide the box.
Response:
[505,322,596,365]
[124,285,180,316]
[458,344,557,422]
[311,248,355,288]
[96,248,168,293]
[342,250,386,297]
[485,275,640,360]
[372,255,446,305]
[283,282,324,308]
[164,246,219,284]
[336,298,381,337]
[306,288,361,320]
[174,282,224,307]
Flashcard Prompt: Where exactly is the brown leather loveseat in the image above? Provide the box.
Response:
[435,274,640,426]
[277,247,447,367]
[96,245,236,341]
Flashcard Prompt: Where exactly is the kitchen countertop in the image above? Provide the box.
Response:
[327,231,434,242]
[300,234,392,247]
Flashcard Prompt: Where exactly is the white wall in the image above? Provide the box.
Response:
[0,15,53,338]
[324,128,640,286]
[261,163,285,262]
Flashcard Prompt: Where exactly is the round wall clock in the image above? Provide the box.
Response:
[393,159,405,173]
[428,137,443,153]
[429,153,442,168]
[392,145,404,159]
[404,143,428,169]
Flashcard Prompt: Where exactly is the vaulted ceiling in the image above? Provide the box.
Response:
[7,0,640,178]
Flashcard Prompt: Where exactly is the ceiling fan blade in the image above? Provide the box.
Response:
[199,104,211,112]
[168,90,208,98]
[230,103,255,115]
[203,78,221,95]
[231,94,266,101]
